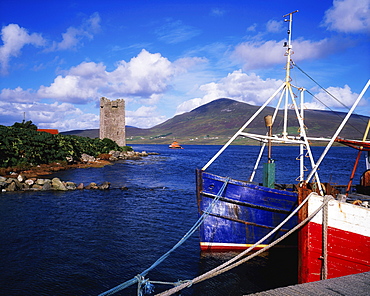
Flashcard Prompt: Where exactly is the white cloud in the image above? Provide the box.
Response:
[0,87,36,103]
[0,13,100,73]
[37,74,100,103]
[210,8,226,17]
[0,100,98,131]
[107,49,194,97]
[2,49,205,129]
[62,61,107,101]
[155,20,201,44]
[231,38,341,70]
[176,70,283,114]
[126,105,167,127]
[6,49,203,107]
[36,50,200,103]
[323,0,370,33]
[47,12,101,51]
[69,61,107,77]
[0,24,45,74]
[302,101,327,110]
[175,97,204,115]
[231,40,285,70]
[247,23,257,32]
[266,20,284,33]
[313,84,362,109]
[173,56,208,70]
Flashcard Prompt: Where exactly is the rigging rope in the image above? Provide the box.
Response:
[98,177,230,296]
[156,193,333,296]
[292,61,365,134]
[293,62,349,109]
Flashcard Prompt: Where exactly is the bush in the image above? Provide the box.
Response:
[0,125,131,168]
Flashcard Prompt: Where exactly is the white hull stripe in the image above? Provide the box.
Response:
[308,193,370,238]
[200,242,268,248]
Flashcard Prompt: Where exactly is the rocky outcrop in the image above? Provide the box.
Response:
[0,175,114,193]
[105,150,152,161]
[0,150,158,193]
[79,150,155,163]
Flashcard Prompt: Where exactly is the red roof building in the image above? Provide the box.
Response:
[37,129,59,135]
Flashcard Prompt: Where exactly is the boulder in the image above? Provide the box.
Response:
[22,183,30,190]
[36,179,49,185]
[25,179,34,186]
[6,181,16,192]
[81,153,95,163]
[109,150,121,159]
[51,178,67,191]
[85,182,98,190]
[0,181,7,189]
[65,182,76,190]
[98,181,110,190]
[17,174,24,182]
[42,181,52,191]
[8,179,22,191]
[76,183,84,190]
[32,184,44,190]
[6,178,17,184]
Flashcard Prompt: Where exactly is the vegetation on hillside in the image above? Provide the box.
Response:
[12,120,38,130]
[60,98,370,145]
[0,125,132,168]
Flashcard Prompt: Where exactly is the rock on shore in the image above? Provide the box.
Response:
[0,150,158,193]
[0,175,112,192]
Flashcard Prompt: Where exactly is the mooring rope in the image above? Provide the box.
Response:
[156,193,333,296]
[321,199,329,280]
[98,177,230,296]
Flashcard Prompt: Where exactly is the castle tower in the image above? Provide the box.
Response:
[99,97,126,146]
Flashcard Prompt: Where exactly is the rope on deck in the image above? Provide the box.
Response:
[98,177,230,296]
[156,193,334,296]
[321,199,329,280]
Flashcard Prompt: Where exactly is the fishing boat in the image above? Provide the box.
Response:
[196,10,370,252]
[297,136,370,283]
[169,141,183,149]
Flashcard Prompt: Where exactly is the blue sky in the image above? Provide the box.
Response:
[0,0,369,131]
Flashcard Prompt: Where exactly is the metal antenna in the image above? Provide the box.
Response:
[283,10,298,83]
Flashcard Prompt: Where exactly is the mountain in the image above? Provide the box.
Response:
[61,98,370,145]
[61,129,99,138]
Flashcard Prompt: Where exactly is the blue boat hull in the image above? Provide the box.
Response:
[196,169,298,251]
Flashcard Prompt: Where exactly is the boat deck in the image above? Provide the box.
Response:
[245,272,370,296]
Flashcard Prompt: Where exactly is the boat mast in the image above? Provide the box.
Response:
[282,11,311,184]
[282,10,298,140]
[283,10,297,84]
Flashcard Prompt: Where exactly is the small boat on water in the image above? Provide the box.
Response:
[298,136,370,283]
[169,141,183,149]
[196,10,370,253]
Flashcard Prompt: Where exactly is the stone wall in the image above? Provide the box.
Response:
[99,97,126,146]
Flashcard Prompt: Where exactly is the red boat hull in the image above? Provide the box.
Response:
[299,193,370,283]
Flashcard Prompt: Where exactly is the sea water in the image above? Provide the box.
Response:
[0,145,362,295]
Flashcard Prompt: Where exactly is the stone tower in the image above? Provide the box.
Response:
[99,97,126,147]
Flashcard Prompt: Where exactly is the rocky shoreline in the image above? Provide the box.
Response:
[0,150,157,193]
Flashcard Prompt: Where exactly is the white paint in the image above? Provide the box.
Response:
[308,193,370,238]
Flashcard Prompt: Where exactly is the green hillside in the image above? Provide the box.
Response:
[62,98,370,145]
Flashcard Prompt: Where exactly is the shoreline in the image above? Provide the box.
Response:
[0,160,113,179]
[0,150,157,192]
[0,150,156,179]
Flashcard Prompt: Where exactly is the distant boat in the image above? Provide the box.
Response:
[169,141,183,149]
